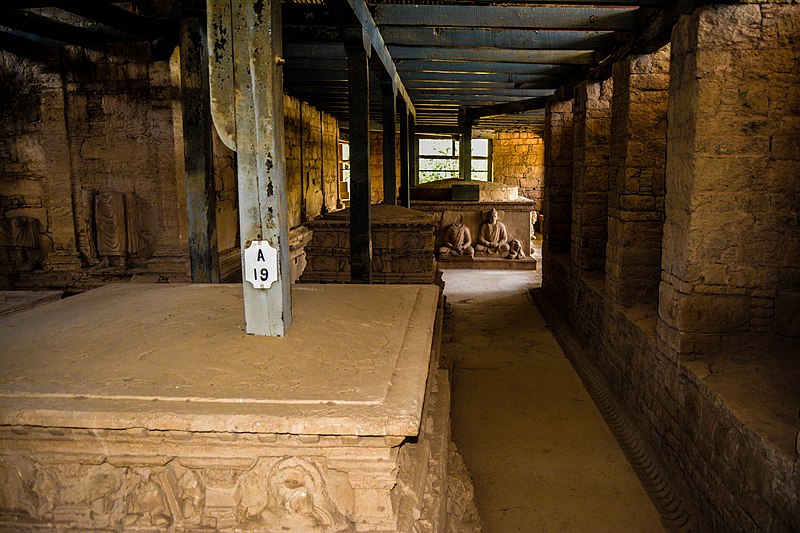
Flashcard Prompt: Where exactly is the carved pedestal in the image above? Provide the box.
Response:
[0,284,444,532]
[301,204,437,284]
[413,200,538,270]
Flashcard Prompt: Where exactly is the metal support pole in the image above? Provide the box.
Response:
[180,16,219,283]
[381,78,397,205]
[459,111,473,181]
[398,98,410,208]
[208,0,292,335]
[346,36,372,283]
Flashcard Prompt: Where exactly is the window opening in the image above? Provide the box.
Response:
[418,137,491,183]
[339,141,350,202]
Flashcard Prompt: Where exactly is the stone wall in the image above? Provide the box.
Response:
[540,5,800,531]
[284,97,342,229]
[541,100,574,309]
[369,130,401,204]
[0,45,190,290]
[492,132,545,211]
[0,44,342,290]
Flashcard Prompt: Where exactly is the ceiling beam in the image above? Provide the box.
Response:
[405,80,555,90]
[395,60,579,76]
[388,47,595,65]
[53,2,168,40]
[465,97,549,122]
[0,9,133,46]
[327,0,415,117]
[379,27,615,51]
[284,42,344,59]
[373,5,638,31]
[398,71,560,84]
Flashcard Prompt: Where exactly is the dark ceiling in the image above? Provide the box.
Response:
[1,0,699,132]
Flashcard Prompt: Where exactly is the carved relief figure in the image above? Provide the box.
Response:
[264,458,342,531]
[177,470,205,523]
[438,214,475,258]
[95,192,128,260]
[507,239,526,260]
[475,208,510,256]
[122,471,171,527]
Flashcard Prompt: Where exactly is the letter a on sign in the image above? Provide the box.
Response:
[244,241,278,289]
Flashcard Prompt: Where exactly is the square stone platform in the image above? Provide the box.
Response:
[0,283,441,532]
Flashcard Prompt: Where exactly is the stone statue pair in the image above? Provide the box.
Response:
[438,208,525,260]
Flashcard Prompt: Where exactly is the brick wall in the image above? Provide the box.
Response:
[492,131,545,211]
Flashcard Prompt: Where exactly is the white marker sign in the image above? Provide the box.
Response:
[244,240,278,289]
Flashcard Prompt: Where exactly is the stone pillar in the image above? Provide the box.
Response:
[571,79,613,275]
[605,45,670,307]
[541,99,574,308]
[40,72,82,270]
[658,4,800,358]
[542,100,574,254]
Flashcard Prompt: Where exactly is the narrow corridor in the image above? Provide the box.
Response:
[443,269,664,532]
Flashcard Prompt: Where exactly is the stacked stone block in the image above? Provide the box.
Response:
[1,44,191,290]
[606,45,670,308]
[368,131,402,204]
[541,100,574,312]
[658,4,800,358]
[571,79,613,274]
[539,5,800,532]
[492,131,545,211]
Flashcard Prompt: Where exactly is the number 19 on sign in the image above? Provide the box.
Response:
[243,240,279,289]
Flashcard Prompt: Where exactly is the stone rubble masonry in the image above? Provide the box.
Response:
[545,4,800,531]
[659,4,800,358]
[571,78,613,274]
[541,100,574,312]
[606,45,670,308]
[492,131,545,212]
[369,130,402,204]
[0,44,190,290]
[283,96,342,229]
[0,43,343,290]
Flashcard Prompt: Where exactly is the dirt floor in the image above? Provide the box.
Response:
[443,268,665,533]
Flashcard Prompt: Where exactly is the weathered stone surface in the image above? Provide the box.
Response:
[660,4,800,354]
[302,204,437,284]
[493,132,544,212]
[571,79,612,275]
[0,283,451,531]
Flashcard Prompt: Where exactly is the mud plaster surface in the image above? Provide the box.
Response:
[0,283,439,436]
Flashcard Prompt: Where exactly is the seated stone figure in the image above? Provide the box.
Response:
[475,208,510,256]
[438,214,475,258]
